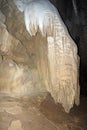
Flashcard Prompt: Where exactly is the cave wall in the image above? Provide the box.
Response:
[0,1,48,96]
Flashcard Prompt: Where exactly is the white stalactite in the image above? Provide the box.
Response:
[14,0,80,113]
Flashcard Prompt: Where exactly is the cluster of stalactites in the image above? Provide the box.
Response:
[14,0,80,113]
[14,0,59,36]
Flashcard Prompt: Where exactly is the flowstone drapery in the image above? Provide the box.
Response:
[14,0,80,112]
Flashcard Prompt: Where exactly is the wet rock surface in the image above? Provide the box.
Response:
[0,94,87,130]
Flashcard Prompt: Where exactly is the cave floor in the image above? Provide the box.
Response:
[0,93,87,130]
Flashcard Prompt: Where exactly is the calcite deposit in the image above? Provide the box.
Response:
[0,0,80,112]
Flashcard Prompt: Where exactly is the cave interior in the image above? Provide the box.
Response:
[0,0,87,130]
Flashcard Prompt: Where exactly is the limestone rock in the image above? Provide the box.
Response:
[0,15,46,96]
[0,11,6,28]
[13,0,80,112]
[0,11,6,23]
[8,120,24,130]
[0,25,28,64]
[0,58,46,96]
[0,56,2,63]
[0,0,80,112]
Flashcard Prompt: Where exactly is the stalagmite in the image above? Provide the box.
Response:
[14,0,80,112]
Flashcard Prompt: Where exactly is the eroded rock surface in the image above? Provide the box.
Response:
[0,94,87,130]
[0,9,46,96]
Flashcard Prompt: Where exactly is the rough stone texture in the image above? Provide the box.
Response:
[0,0,80,112]
[0,11,6,23]
[0,10,46,97]
[0,94,87,130]
[0,94,59,130]
[8,120,24,130]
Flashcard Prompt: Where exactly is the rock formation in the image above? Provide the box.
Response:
[0,0,80,112]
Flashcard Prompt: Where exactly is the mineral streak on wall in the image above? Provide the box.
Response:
[9,0,80,112]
